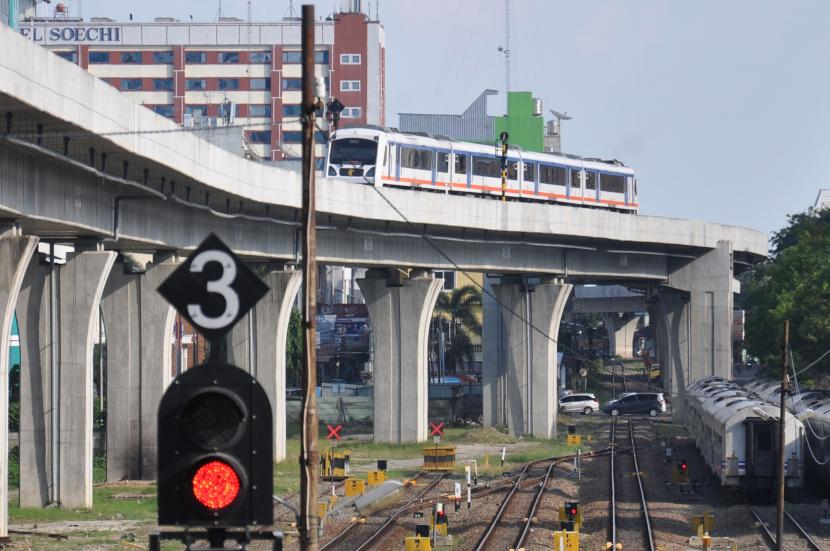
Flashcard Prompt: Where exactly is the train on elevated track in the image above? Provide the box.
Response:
[326,126,639,212]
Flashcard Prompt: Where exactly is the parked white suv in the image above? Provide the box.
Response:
[559,393,600,415]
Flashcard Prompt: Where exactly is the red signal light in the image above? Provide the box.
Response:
[681,463,688,472]
[192,460,241,510]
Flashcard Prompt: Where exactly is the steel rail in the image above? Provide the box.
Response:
[353,473,447,551]
[629,419,656,551]
[471,462,532,551]
[609,416,617,549]
[748,505,777,549]
[320,473,443,551]
[785,511,824,551]
[513,461,556,550]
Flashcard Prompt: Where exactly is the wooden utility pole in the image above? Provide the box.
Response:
[776,319,789,551]
[299,4,320,550]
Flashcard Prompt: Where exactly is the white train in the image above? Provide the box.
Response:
[743,379,830,489]
[326,126,638,212]
[684,377,804,490]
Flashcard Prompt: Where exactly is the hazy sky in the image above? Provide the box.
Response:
[71,0,830,238]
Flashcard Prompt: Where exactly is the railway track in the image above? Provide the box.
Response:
[320,472,445,551]
[609,418,655,551]
[748,505,824,551]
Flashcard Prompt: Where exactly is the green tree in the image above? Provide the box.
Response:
[741,208,830,382]
[432,285,482,374]
[286,308,303,389]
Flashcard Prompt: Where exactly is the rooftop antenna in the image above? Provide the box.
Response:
[215,0,224,20]
[497,0,510,116]
[286,0,298,19]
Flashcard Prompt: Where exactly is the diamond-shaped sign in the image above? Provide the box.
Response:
[157,233,269,342]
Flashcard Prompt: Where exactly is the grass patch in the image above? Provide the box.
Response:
[9,484,157,523]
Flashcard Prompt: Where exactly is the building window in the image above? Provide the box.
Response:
[340,53,361,64]
[250,51,271,64]
[54,51,78,63]
[434,271,456,290]
[218,78,240,90]
[315,50,330,64]
[248,131,272,144]
[88,51,110,63]
[184,105,208,117]
[282,51,302,64]
[249,104,272,118]
[283,131,326,143]
[120,51,142,63]
[186,79,207,91]
[152,105,175,118]
[153,51,174,64]
[341,107,362,119]
[250,78,271,91]
[283,104,302,117]
[153,78,174,91]
[340,80,361,91]
[282,78,302,91]
[218,52,239,64]
[120,78,142,91]
[186,51,207,64]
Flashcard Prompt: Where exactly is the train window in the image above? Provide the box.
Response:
[330,138,378,165]
[455,154,468,174]
[523,163,536,183]
[437,152,450,173]
[473,156,501,178]
[585,171,597,190]
[571,170,582,189]
[601,173,625,194]
[756,426,772,451]
[507,161,518,180]
[539,165,567,186]
[401,147,433,171]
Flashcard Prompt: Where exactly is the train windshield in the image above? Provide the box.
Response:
[330,138,377,166]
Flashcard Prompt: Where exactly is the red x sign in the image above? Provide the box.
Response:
[326,424,343,440]
[430,422,445,437]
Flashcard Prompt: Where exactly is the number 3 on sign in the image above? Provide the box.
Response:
[187,250,239,329]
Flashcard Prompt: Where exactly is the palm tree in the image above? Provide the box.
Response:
[432,285,482,375]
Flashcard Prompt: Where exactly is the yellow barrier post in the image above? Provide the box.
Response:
[552,530,579,551]
[367,470,385,486]
[344,478,365,497]
[404,536,432,551]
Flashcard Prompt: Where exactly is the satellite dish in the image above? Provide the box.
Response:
[550,110,573,121]
[579,368,588,378]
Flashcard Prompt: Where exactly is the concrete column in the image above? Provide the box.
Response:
[58,249,116,507]
[357,270,442,443]
[0,233,38,536]
[100,256,177,481]
[603,313,640,359]
[18,256,51,508]
[228,269,301,460]
[100,261,141,481]
[482,276,503,429]
[484,279,572,438]
[648,240,735,419]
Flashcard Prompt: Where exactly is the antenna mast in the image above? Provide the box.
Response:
[504,0,510,114]
[216,0,224,20]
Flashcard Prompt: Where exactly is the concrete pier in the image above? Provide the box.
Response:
[483,279,572,439]
[603,313,640,359]
[0,232,39,536]
[358,270,442,443]
[228,268,301,461]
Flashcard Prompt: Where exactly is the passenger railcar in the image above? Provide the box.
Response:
[684,377,804,490]
[326,126,638,212]
[743,378,830,490]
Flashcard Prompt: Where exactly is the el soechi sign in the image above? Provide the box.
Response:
[19,26,122,44]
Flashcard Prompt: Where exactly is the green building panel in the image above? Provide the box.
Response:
[494,92,544,153]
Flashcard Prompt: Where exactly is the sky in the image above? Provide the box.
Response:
[68,0,830,238]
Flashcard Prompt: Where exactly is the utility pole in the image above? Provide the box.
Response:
[499,131,508,202]
[299,4,321,550]
[776,319,789,551]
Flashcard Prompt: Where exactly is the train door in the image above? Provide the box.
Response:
[584,170,599,204]
[451,152,469,191]
[569,168,584,202]
[522,161,538,199]
[746,420,776,477]
[436,149,451,191]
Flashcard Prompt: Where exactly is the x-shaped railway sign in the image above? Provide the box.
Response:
[326,424,343,441]
[430,422,445,437]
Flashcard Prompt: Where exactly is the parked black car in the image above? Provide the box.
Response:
[603,392,666,417]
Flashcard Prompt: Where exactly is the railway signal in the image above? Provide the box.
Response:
[151,233,280,550]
